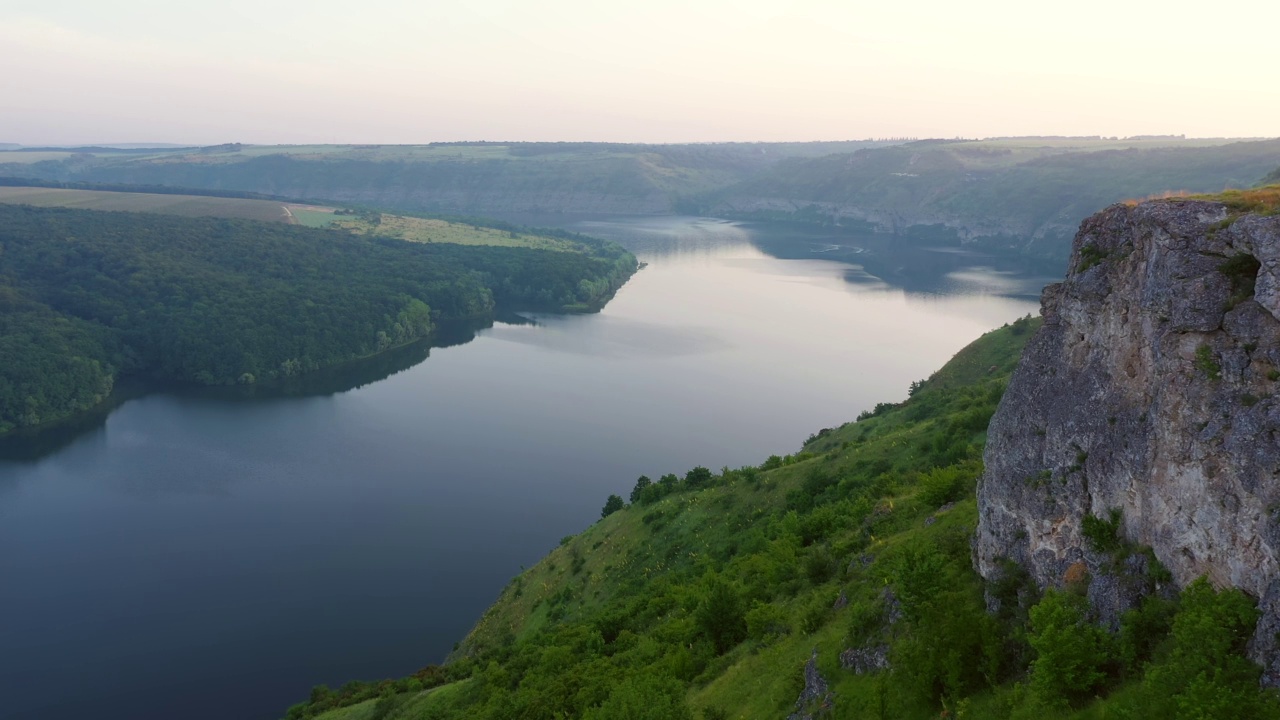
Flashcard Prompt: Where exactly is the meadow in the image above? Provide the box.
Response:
[0,187,292,222]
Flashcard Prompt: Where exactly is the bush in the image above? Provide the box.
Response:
[583,674,693,720]
[745,602,791,641]
[1139,578,1279,719]
[1081,508,1124,555]
[917,462,979,508]
[1027,589,1113,707]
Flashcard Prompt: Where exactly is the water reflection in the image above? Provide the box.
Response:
[0,317,500,464]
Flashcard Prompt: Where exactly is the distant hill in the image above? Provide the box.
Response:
[698,137,1280,263]
[4,138,1277,266]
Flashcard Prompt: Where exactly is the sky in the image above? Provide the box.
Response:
[1,0,1277,145]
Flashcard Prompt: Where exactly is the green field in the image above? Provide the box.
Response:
[306,208,582,251]
[0,187,292,222]
[0,187,588,250]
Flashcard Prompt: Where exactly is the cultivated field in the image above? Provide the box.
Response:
[292,206,580,251]
[0,186,583,250]
[0,187,292,222]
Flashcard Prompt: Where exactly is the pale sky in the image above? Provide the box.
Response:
[2,0,1277,145]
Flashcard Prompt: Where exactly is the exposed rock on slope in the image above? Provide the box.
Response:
[974,196,1280,679]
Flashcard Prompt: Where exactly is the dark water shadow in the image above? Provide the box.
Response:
[0,316,508,464]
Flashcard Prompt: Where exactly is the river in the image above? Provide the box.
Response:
[0,217,1048,720]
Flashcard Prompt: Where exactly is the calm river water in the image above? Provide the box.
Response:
[0,218,1047,719]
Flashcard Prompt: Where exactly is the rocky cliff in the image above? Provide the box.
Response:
[974,193,1280,681]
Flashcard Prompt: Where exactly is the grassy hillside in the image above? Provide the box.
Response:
[280,315,1279,720]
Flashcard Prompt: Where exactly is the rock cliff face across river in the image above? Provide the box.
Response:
[973,195,1280,681]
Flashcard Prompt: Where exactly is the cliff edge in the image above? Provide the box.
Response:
[974,191,1280,681]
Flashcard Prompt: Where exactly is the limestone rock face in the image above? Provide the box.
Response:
[973,199,1280,679]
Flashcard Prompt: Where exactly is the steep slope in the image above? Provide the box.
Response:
[975,189,1280,681]
[284,309,1280,720]
[702,138,1280,264]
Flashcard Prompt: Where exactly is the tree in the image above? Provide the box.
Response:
[696,578,747,654]
[1027,589,1112,707]
[601,494,624,519]
[629,475,652,504]
[684,466,713,488]
[1140,578,1278,719]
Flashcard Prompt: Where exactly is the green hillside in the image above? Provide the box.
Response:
[285,315,1280,720]
[0,205,635,433]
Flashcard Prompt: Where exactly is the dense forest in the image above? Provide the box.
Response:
[283,318,1280,720]
[0,205,635,433]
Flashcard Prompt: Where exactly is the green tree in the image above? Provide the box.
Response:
[601,494,625,519]
[684,466,713,488]
[1027,589,1112,707]
[1140,578,1279,719]
[630,475,652,504]
[696,578,747,654]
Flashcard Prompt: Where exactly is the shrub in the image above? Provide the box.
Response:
[745,601,791,641]
[1195,344,1222,380]
[1081,508,1124,555]
[1027,589,1113,707]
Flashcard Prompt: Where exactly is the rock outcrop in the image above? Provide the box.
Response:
[974,198,1280,679]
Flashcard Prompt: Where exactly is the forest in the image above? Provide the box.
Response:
[0,205,635,433]
[281,317,1280,720]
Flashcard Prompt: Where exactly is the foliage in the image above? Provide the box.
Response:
[1135,579,1275,719]
[1081,508,1124,555]
[695,578,748,654]
[0,205,635,432]
[601,494,625,519]
[1027,590,1114,707]
[1219,252,1262,307]
[1194,344,1222,381]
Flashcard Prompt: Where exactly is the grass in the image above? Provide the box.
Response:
[0,187,293,222]
[1133,185,1280,215]
[0,186,593,251]
[324,211,583,251]
[1192,184,1280,215]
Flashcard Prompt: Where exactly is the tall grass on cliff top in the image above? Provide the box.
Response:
[1124,184,1280,216]
[287,315,1280,720]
